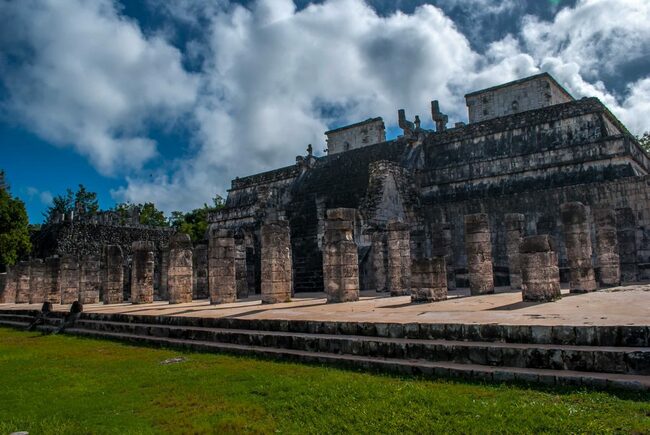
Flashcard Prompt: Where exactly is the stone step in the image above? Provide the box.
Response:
[71,319,650,375]
[48,327,650,392]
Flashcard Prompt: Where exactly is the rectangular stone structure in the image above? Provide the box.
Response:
[505,213,525,289]
[411,257,447,303]
[387,220,411,297]
[431,222,455,290]
[168,233,193,304]
[80,256,101,304]
[616,207,638,282]
[260,220,292,304]
[0,268,16,303]
[192,244,208,299]
[520,235,561,302]
[370,229,387,292]
[464,213,494,295]
[14,261,31,304]
[323,208,359,303]
[59,255,80,304]
[235,233,249,299]
[29,259,46,304]
[103,245,124,304]
[208,228,237,304]
[593,208,620,287]
[158,249,169,301]
[44,256,61,304]
[560,202,597,293]
[131,241,155,304]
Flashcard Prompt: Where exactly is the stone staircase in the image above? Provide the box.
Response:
[1,309,649,391]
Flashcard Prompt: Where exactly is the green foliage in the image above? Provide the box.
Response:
[638,132,650,153]
[139,202,167,227]
[170,195,225,242]
[0,328,649,433]
[44,184,98,224]
[0,171,31,268]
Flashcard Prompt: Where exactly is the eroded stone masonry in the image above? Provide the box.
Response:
[2,73,650,305]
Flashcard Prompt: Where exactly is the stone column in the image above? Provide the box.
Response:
[103,245,124,304]
[520,235,561,302]
[411,257,447,303]
[44,256,61,304]
[208,228,237,304]
[192,244,208,299]
[505,213,525,290]
[464,213,494,295]
[322,208,359,303]
[131,241,155,304]
[158,249,169,301]
[235,233,249,299]
[431,222,455,290]
[80,256,101,304]
[370,229,387,292]
[387,220,411,296]
[168,233,193,304]
[260,220,292,304]
[59,255,80,304]
[593,208,620,287]
[29,259,45,304]
[1,267,16,303]
[616,207,638,282]
[560,202,597,293]
[14,261,31,304]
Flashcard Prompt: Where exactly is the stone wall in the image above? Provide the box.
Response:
[325,117,386,155]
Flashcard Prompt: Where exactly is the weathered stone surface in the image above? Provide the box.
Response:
[261,221,292,304]
[208,228,237,304]
[593,208,620,287]
[464,214,494,295]
[168,233,193,304]
[431,222,455,290]
[59,255,80,304]
[370,229,387,292]
[158,249,169,301]
[616,207,637,282]
[44,256,61,304]
[80,256,101,304]
[505,213,525,289]
[560,202,597,293]
[131,241,155,304]
[29,259,46,304]
[0,268,16,303]
[387,220,411,296]
[235,232,249,299]
[411,257,447,303]
[520,235,561,302]
[323,208,359,303]
[14,260,31,304]
[192,243,208,299]
[103,245,124,304]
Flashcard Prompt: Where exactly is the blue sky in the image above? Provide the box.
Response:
[1,0,649,223]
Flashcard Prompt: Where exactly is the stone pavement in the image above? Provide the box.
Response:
[2,284,650,327]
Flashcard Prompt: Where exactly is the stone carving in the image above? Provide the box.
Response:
[14,261,31,304]
[616,207,638,282]
[234,232,249,299]
[431,222,455,290]
[519,235,561,302]
[431,100,448,132]
[464,213,494,295]
[411,257,447,303]
[131,241,155,304]
[593,208,620,287]
[260,220,292,304]
[44,256,61,304]
[560,202,597,293]
[80,256,101,304]
[29,259,45,304]
[59,255,80,304]
[370,228,387,292]
[208,228,237,304]
[322,208,359,303]
[103,245,124,304]
[387,220,411,296]
[193,244,209,299]
[505,213,525,289]
[1,267,16,303]
[168,233,193,304]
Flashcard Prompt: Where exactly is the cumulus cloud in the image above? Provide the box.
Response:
[0,0,199,175]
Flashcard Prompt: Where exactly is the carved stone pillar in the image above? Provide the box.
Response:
[464,213,494,295]
[593,208,620,287]
[60,255,80,304]
[208,228,237,304]
[168,233,193,304]
[411,257,447,303]
[80,256,101,304]
[192,244,208,299]
[520,235,561,302]
[616,207,637,282]
[14,260,31,304]
[505,213,525,289]
[103,245,124,304]
[560,202,597,293]
[370,229,387,292]
[322,208,359,303]
[1,267,16,303]
[44,256,61,304]
[29,259,45,304]
[431,222,455,290]
[131,241,155,304]
[260,220,292,304]
[235,232,249,299]
[387,220,411,296]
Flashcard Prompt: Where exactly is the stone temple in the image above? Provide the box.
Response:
[211,72,649,295]
[3,73,650,390]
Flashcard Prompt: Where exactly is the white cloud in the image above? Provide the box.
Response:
[0,0,199,175]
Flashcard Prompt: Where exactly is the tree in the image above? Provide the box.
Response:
[170,195,226,242]
[139,202,167,227]
[43,188,74,223]
[73,184,99,216]
[0,170,31,270]
[638,132,650,153]
[43,184,98,224]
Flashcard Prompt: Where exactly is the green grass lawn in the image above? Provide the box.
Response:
[0,327,649,434]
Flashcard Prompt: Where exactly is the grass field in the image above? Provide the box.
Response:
[0,327,649,434]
